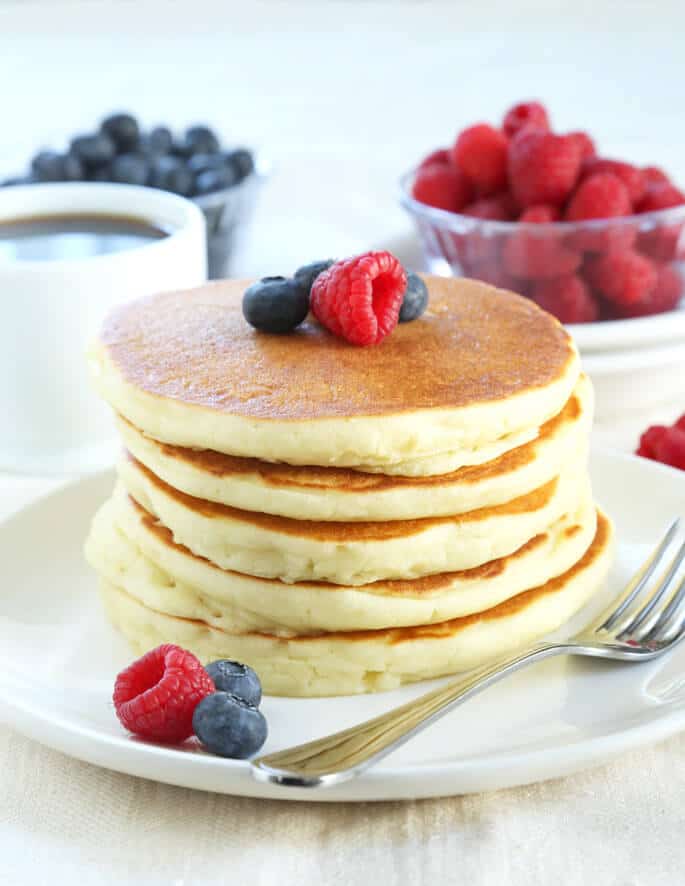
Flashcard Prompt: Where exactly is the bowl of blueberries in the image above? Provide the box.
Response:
[2,112,266,279]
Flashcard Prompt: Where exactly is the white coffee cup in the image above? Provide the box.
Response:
[0,183,207,474]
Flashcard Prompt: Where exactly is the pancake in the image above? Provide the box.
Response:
[89,276,581,472]
[84,490,598,633]
[117,453,589,585]
[98,511,614,696]
[116,375,592,522]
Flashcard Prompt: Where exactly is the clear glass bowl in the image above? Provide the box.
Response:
[399,169,685,323]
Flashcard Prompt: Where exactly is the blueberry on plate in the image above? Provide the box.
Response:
[293,259,334,295]
[205,660,262,707]
[181,125,220,156]
[192,692,267,759]
[70,133,116,170]
[243,276,310,333]
[31,151,67,182]
[148,155,194,196]
[399,271,429,322]
[100,113,140,152]
[110,153,150,186]
[225,148,254,181]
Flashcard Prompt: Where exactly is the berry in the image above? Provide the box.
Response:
[642,167,670,187]
[636,224,684,262]
[519,205,560,223]
[204,660,262,707]
[100,113,140,152]
[565,172,632,221]
[637,183,685,213]
[148,155,194,195]
[502,227,581,280]
[508,130,582,208]
[188,152,231,175]
[613,264,683,317]
[193,692,267,759]
[225,148,255,181]
[293,259,335,295]
[110,153,150,186]
[584,250,657,306]
[242,276,310,333]
[310,251,406,346]
[568,131,596,160]
[113,644,215,744]
[194,167,236,195]
[140,126,173,156]
[637,425,669,459]
[580,158,646,206]
[452,124,508,196]
[462,193,517,220]
[653,427,685,470]
[418,148,450,169]
[70,133,116,170]
[31,151,83,182]
[467,261,520,292]
[181,125,220,156]
[677,415,685,432]
[532,274,599,323]
[412,163,472,212]
[399,272,429,322]
[502,101,550,139]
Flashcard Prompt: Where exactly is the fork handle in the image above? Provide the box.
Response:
[251,643,565,788]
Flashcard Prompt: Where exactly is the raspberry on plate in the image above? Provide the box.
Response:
[412,163,473,212]
[452,124,508,196]
[637,422,685,471]
[502,101,550,138]
[508,130,582,208]
[532,274,599,323]
[579,158,646,206]
[613,264,683,317]
[310,251,407,346]
[113,644,215,743]
[584,249,658,306]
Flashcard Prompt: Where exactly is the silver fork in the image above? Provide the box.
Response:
[251,518,685,788]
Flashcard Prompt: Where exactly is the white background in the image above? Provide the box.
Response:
[1,2,685,884]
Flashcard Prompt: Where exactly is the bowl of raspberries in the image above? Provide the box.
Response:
[400,100,685,327]
[1,112,267,279]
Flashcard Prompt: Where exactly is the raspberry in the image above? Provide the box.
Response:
[636,223,685,262]
[613,264,683,317]
[113,644,215,743]
[462,192,517,220]
[642,166,671,187]
[412,163,473,212]
[568,131,596,160]
[310,251,407,346]
[519,204,560,223]
[418,148,450,170]
[532,274,599,323]
[580,158,646,206]
[467,261,520,292]
[565,172,632,221]
[584,249,657,306]
[508,130,582,208]
[677,415,685,432]
[502,225,581,280]
[502,101,550,138]
[637,183,685,213]
[452,124,508,196]
[653,427,685,470]
[637,425,669,460]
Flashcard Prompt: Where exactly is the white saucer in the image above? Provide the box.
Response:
[1,451,684,802]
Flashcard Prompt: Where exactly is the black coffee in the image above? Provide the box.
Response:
[0,213,169,262]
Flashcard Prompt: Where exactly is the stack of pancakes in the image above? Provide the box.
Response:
[85,276,614,697]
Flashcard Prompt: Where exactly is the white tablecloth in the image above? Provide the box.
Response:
[1,1,684,883]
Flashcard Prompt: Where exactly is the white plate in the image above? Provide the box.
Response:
[1,451,684,802]
[567,302,685,353]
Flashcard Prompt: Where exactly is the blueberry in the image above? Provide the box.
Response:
[139,126,173,156]
[70,133,116,170]
[31,151,66,182]
[110,152,150,186]
[243,276,309,333]
[399,271,429,322]
[293,259,334,295]
[192,692,267,759]
[194,167,236,196]
[187,152,229,175]
[205,660,262,707]
[62,153,84,181]
[100,113,140,152]
[225,148,254,181]
[181,125,220,156]
[90,167,113,182]
[148,155,194,195]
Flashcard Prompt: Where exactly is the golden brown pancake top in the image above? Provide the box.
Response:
[126,454,559,542]
[101,276,575,421]
[120,390,581,493]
